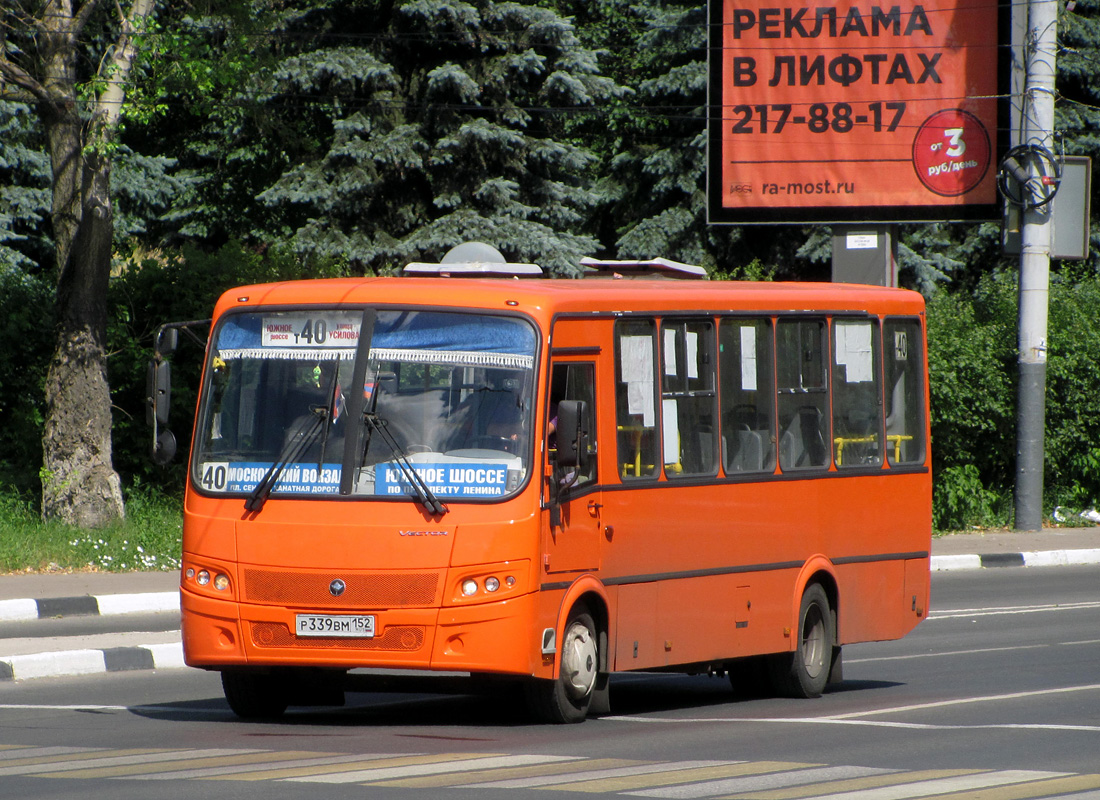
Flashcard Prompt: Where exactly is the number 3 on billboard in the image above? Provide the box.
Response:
[943,128,965,157]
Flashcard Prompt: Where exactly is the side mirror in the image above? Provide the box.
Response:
[153,429,177,466]
[555,399,589,470]
[155,326,178,356]
[146,358,175,463]
[146,359,171,426]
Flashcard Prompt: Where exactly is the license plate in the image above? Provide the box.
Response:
[295,614,375,638]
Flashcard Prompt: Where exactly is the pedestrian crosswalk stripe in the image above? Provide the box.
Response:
[626,766,900,798]
[467,761,749,790]
[40,749,332,780]
[286,753,578,784]
[369,755,606,788]
[725,768,986,799]
[130,752,374,781]
[204,754,425,782]
[787,770,1071,800]
[926,773,1100,800]
[0,745,132,765]
[0,748,225,777]
[4,742,1099,800]
[533,762,830,794]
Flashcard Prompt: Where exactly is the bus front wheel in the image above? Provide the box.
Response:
[221,670,289,720]
[771,583,833,699]
[526,607,599,723]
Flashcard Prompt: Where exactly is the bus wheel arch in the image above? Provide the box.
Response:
[527,582,610,722]
[773,567,839,698]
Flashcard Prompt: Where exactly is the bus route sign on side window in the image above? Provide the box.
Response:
[707,0,1008,224]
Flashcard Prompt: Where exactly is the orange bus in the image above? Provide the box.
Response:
[150,243,931,722]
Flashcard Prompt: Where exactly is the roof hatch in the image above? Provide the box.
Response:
[403,242,543,277]
[579,257,708,280]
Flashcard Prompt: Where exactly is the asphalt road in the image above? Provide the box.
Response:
[0,564,1098,800]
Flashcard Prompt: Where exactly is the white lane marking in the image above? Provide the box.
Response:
[829,683,1100,719]
[848,639,1100,664]
[928,601,1100,619]
[605,716,1100,733]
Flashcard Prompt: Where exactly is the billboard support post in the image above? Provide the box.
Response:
[1013,0,1057,532]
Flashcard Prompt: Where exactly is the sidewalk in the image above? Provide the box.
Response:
[2,528,1099,683]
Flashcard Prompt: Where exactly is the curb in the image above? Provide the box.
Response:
[0,591,179,623]
[0,642,184,682]
[931,548,1100,571]
[4,549,1100,683]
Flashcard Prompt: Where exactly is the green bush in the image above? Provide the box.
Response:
[107,241,347,491]
[926,269,1100,528]
[0,270,52,496]
[926,272,1017,527]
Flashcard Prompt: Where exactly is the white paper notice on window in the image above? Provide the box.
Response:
[662,398,679,463]
[628,381,655,427]
[663,328,678,376]
[740,326,757,391]
[622,335,655,426]
[835,322,873,383]
[686,331,699,379]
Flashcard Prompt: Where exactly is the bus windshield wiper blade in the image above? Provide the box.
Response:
[364,412,448,517]
[317,355,342,471]
[245,408,325,513]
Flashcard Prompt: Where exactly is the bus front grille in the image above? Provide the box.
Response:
[243,569,439,608]
[250,622,426,651]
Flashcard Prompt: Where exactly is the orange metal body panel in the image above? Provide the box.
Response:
[181,276,931,682]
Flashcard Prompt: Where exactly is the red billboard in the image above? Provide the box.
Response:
[708,0,1008,223]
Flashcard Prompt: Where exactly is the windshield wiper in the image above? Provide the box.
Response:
[245,407,326,513]
[363,411,449,517]
[316,355,342,471]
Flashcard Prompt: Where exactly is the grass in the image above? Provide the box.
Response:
[0,485,182,574]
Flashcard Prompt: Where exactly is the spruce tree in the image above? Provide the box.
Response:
[253,0,621,275]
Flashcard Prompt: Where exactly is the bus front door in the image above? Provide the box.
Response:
[545,361,601,575]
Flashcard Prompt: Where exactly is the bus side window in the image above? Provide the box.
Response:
[549,362,597,486]
[615,320,659,479]
[776,319,829,470]
[883,317,926,465]
[660,320,717,477]
[831,319,883,468]
[718,318,776,474]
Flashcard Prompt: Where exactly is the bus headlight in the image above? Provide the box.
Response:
[450,563,526,604]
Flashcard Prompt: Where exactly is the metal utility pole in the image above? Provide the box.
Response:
[1014,0,1058,531]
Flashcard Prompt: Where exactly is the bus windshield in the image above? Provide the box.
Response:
[194,308,537,503]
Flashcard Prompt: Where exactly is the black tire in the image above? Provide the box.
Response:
[221,670,290,720]
[770,583,834,699]
[525,607,599,723]
[727,655,771,698]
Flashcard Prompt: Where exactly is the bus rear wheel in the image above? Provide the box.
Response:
[525,607,598,723]
[771,583,833,699]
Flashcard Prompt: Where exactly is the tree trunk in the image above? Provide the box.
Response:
[35,2,127,528]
